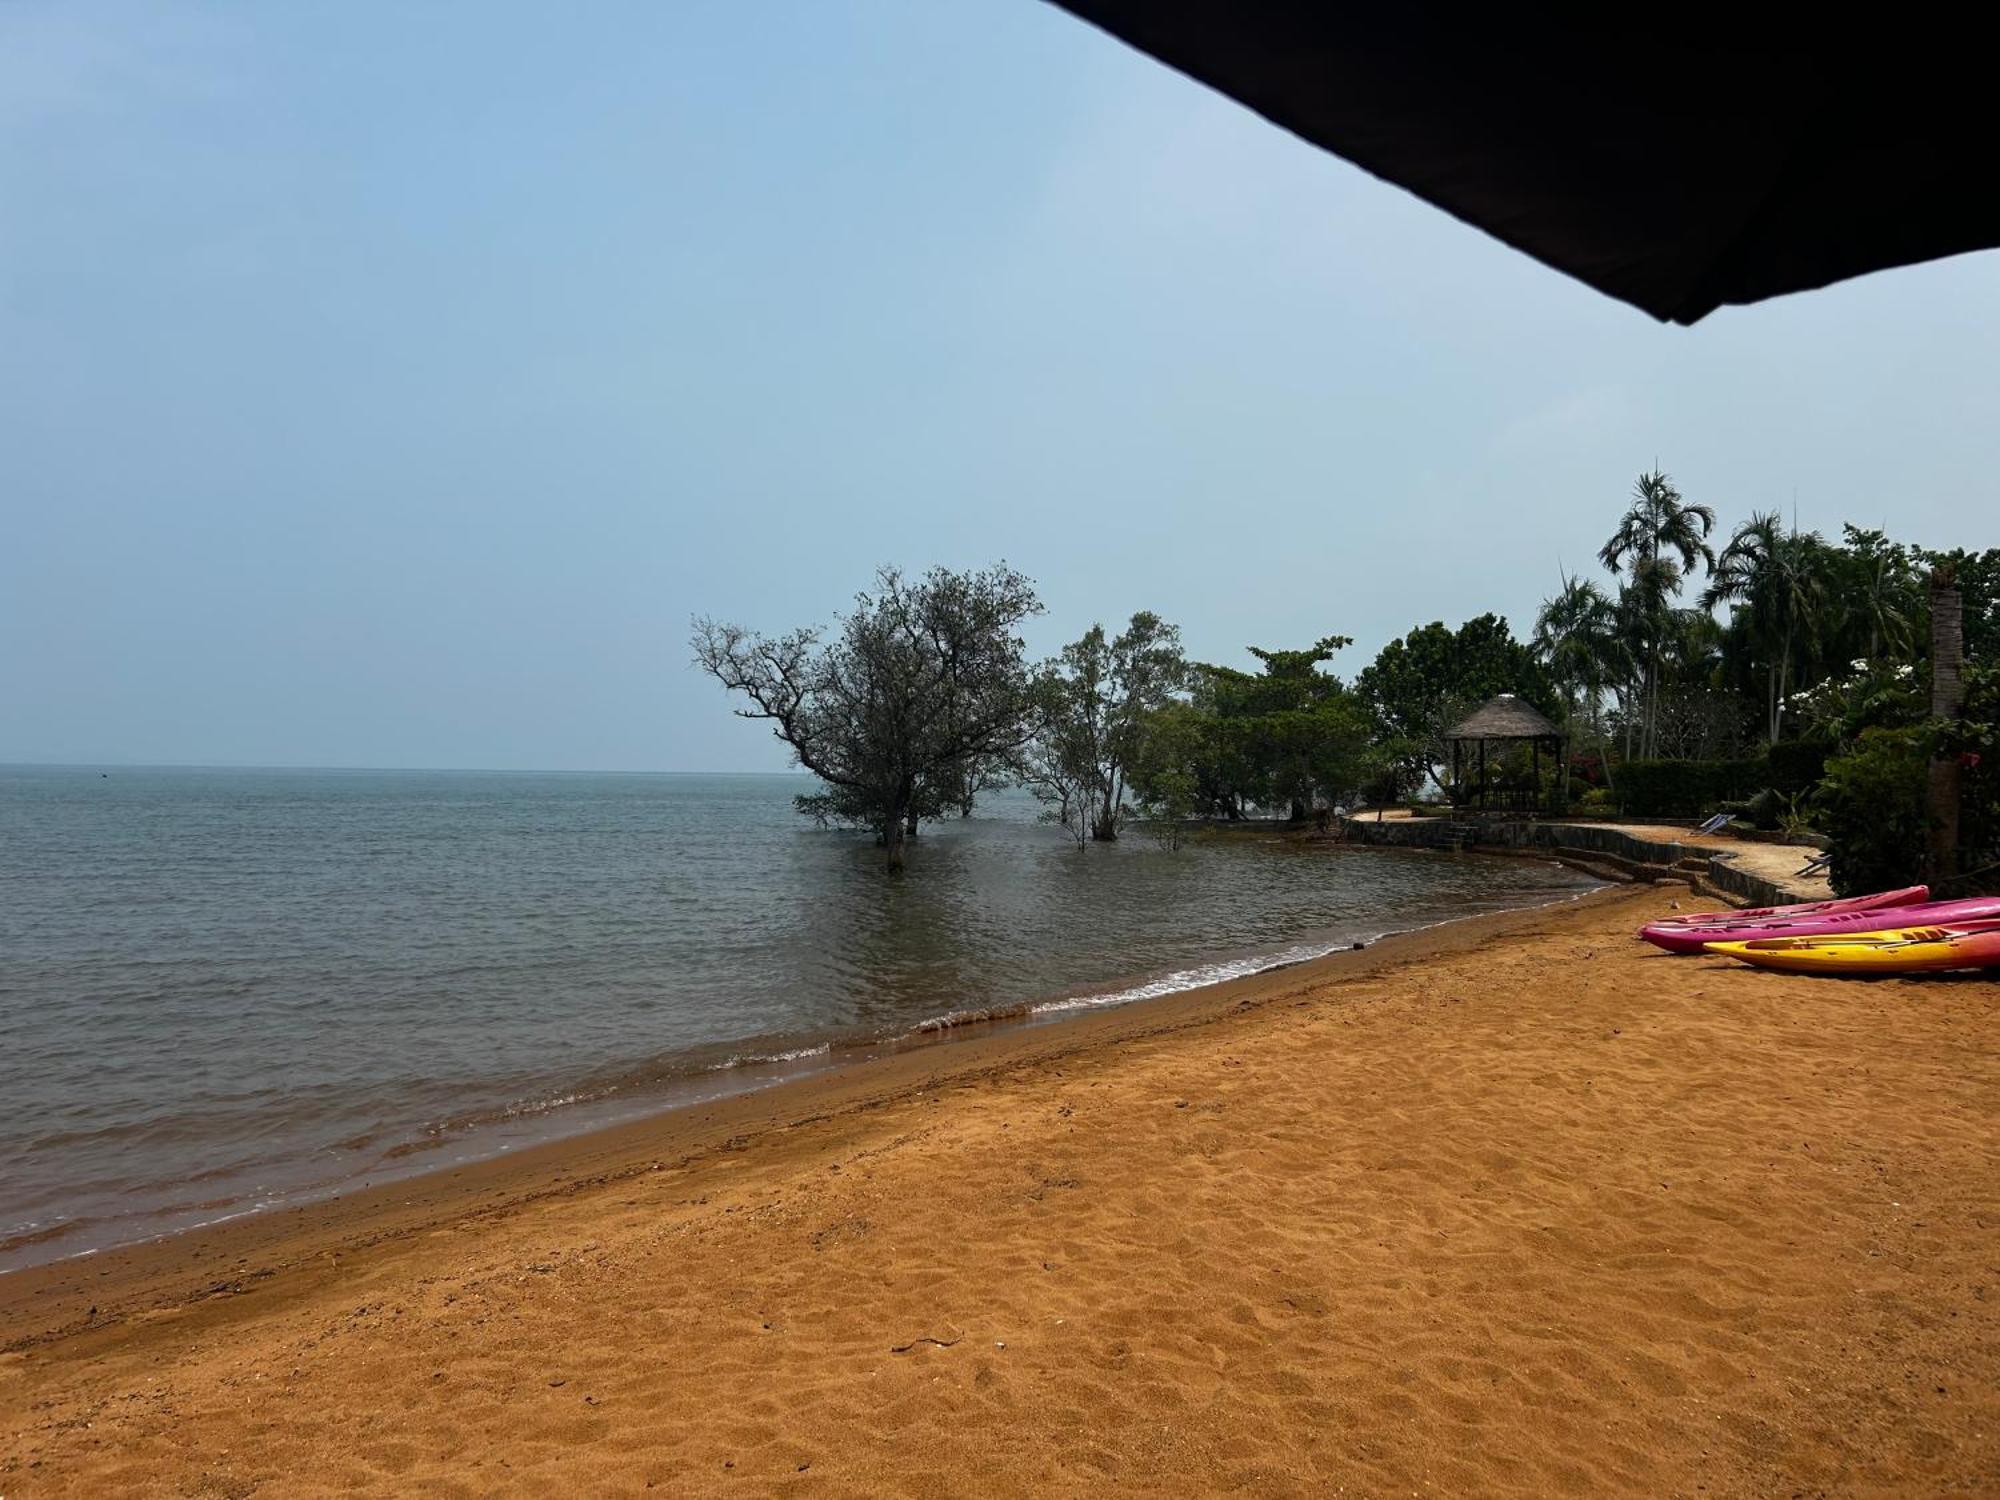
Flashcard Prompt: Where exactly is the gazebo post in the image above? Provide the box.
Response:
[1532,736,1540,814]
[1477,739,1487,810]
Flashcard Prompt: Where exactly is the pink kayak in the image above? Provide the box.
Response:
[1643,884,1926,933]
[1643,895,2000,954]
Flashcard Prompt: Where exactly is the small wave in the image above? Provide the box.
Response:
[174,1204,265,1236]
[1035,882,1607,1020]
[0,1219,85,1256]
[379,1135,453,1161]
[710,1042,833,1069]
[502,1091,590,1119]
[911,932,1404,1031]
[1027,942,1359,1018]
[914,1002,1035,1033]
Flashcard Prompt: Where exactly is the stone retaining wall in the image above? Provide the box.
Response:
[1339,817,1810,908]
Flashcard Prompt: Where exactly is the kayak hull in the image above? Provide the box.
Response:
[1704,922,2000,975]
[1644,883,1926,933]
[1643,896,2000,954]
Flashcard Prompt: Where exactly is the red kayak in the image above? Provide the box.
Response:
[1643,895,2000,954]
[1644,884,1926,933]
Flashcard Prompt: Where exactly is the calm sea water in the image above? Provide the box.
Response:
[0,766,1599,1271]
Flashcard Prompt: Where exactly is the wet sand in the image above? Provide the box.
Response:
[3,884,1995,1496]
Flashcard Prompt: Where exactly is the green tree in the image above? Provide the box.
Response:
[1146,638,1381,821]
[1194,637,1373,821]
[1357,615,1553,798]
[1598,470,1716,757]
[1533,574,1624,775]
[1921,547,2000,665]
[1125,698,1209,848]
[1649,608,1750,759]
[1829,526,1921,664]
[692,564,1042,874]
[1022,612,1188,842]
[1702,511,1827,745]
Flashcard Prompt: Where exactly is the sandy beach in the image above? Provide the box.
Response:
[3,883,1995,1497]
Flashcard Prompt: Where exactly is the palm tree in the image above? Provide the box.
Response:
[1608,584,1653,759]
[1838,526,1917,663]
[1648,607,1737,758]
[1534,574,1620,714]
[1598,470,1716,757]
[1702,511,1826,744]
[1534,572,1623,791]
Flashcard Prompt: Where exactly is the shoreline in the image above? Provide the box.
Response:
[0,879,1624,1353]
[5,880,1994,1495]
[1,848,1605,1285]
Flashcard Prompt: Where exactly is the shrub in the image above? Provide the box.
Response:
[1728,787,1785,831]
[1929,662,2000,894]
[1811,662,1999,897]
[1766,740,1829,796]
[1814,729,1927,896]
[1615,758,1769,818]
[1576,787,1616,815]
[1565,751,1609,789]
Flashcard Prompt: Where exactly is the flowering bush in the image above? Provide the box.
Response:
[1815,729,1927,895]
[1814,662,1998,895]
[1788,659,1922,744]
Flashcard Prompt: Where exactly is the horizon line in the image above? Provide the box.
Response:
[0,760,810,778]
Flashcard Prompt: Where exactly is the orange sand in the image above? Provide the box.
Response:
[3,885,1995,1496]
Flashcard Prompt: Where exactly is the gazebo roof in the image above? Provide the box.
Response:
[1445,694,1561,741]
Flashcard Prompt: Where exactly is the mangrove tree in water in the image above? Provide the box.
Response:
[692,563,1041,873]
[1021,611,1189,843]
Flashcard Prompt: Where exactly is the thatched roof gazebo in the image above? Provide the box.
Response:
[1446,694,1565,814]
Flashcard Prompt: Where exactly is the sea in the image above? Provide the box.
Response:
[0,766,1601,1272]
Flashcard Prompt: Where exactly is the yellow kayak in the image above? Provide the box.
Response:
[1704,920,2000,975]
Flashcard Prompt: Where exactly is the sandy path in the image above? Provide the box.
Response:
[1605,827,1834,902]
[2,887,1994,1497]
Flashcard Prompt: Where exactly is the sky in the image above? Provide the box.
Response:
[5,2,1998,772]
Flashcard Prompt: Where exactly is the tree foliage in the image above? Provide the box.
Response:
[1598,470,1716,758]
[691,564,1041,872]
[1702,511,1826,745]
[1356,615,1551,797]
[1815,661,2000,895]
[1533,574,1620,717]
[1119,637,1380,826]
[1195,637,1377,820]
[1124,698,1210,848]
[1533,574,1624,784]
[1022,612,1187,843]
[685,474,1994,887]
[1814,729,1930,896]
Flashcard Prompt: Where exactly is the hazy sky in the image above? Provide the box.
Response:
[6,2,1998,771]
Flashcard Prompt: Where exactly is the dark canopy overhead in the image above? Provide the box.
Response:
[1050,6,2000,325]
